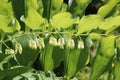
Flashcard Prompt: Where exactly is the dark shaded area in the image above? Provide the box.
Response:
[64,0,68,4]
[63,0,103,15]
[54,61,64,76]
[85,0,103,15]
[33,53,43,70]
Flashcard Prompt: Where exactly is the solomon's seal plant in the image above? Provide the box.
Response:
[0,0,120,80]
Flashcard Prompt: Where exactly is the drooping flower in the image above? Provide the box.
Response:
[5,49,15,54]
[57,37,65,49]
[15,43,23,54]
[49,36,58,46]
[29,40,37,49]
[67,39,75,49]
[38,38,45,49]
[78,40,84,49]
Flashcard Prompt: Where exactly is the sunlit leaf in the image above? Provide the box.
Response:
[23,8,45,30]
[50,0,63,17]
[99,16,120,30]
[77,15,103,34]
[26,0,39,10]
[97,0,120,18]
[0,0,13,16]
[51,12,75,29]
[52,0,63,10]
[0,15,21,33]
[89,33,102,40]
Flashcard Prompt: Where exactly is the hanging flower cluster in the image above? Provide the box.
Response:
[4,35,85,55]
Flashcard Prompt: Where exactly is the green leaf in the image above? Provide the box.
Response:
[25,0,39,10]
[77,15,103,34]
[51,0,63,11]
[0,66,32,80]
[41,0,51,20]
[51,12,75,29]
[12,0,25,30]
[116,37,120,62]
[52,47,64,69]
[0,54,13,70]
[13,72,36,80]
[97,0,120,18]
[77,37,90,70]
[40,36,54,71]
[0,0,13,16]
[0,15,21,33]
[60,3,68,12]
[89,33,102,40]
[50,0,63,17]
[69,0,90,17]
[67,49,81,78]
[23,8,45,30]
[99,16,120,30]
[13,34,39,67]
[90,36,115,80]
[63,37,81,78]
[113,62,120,80]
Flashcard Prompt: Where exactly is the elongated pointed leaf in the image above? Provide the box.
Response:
[12,0,25,30]
[51,12,75,29]
[41,0,51,20]
[113,62,120,80]
[0,54,13,70]
[97,0,120,18]
[0,66,32,80]
[77,15,103,34]
[52,47,64,69]
[40,36,54,71]
[99,16,120,30]
[90,36,115,80]
[0,15,21,33]
[23,8,45,30]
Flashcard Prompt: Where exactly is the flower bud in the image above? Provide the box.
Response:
[57,38,65,49]
[29,40,37,49]
[67,39,75,49]
[15,43,23,54]
[5,49,15,54]
[78,40,84,49]
[49,36,57,46]
[38,38,45,49]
